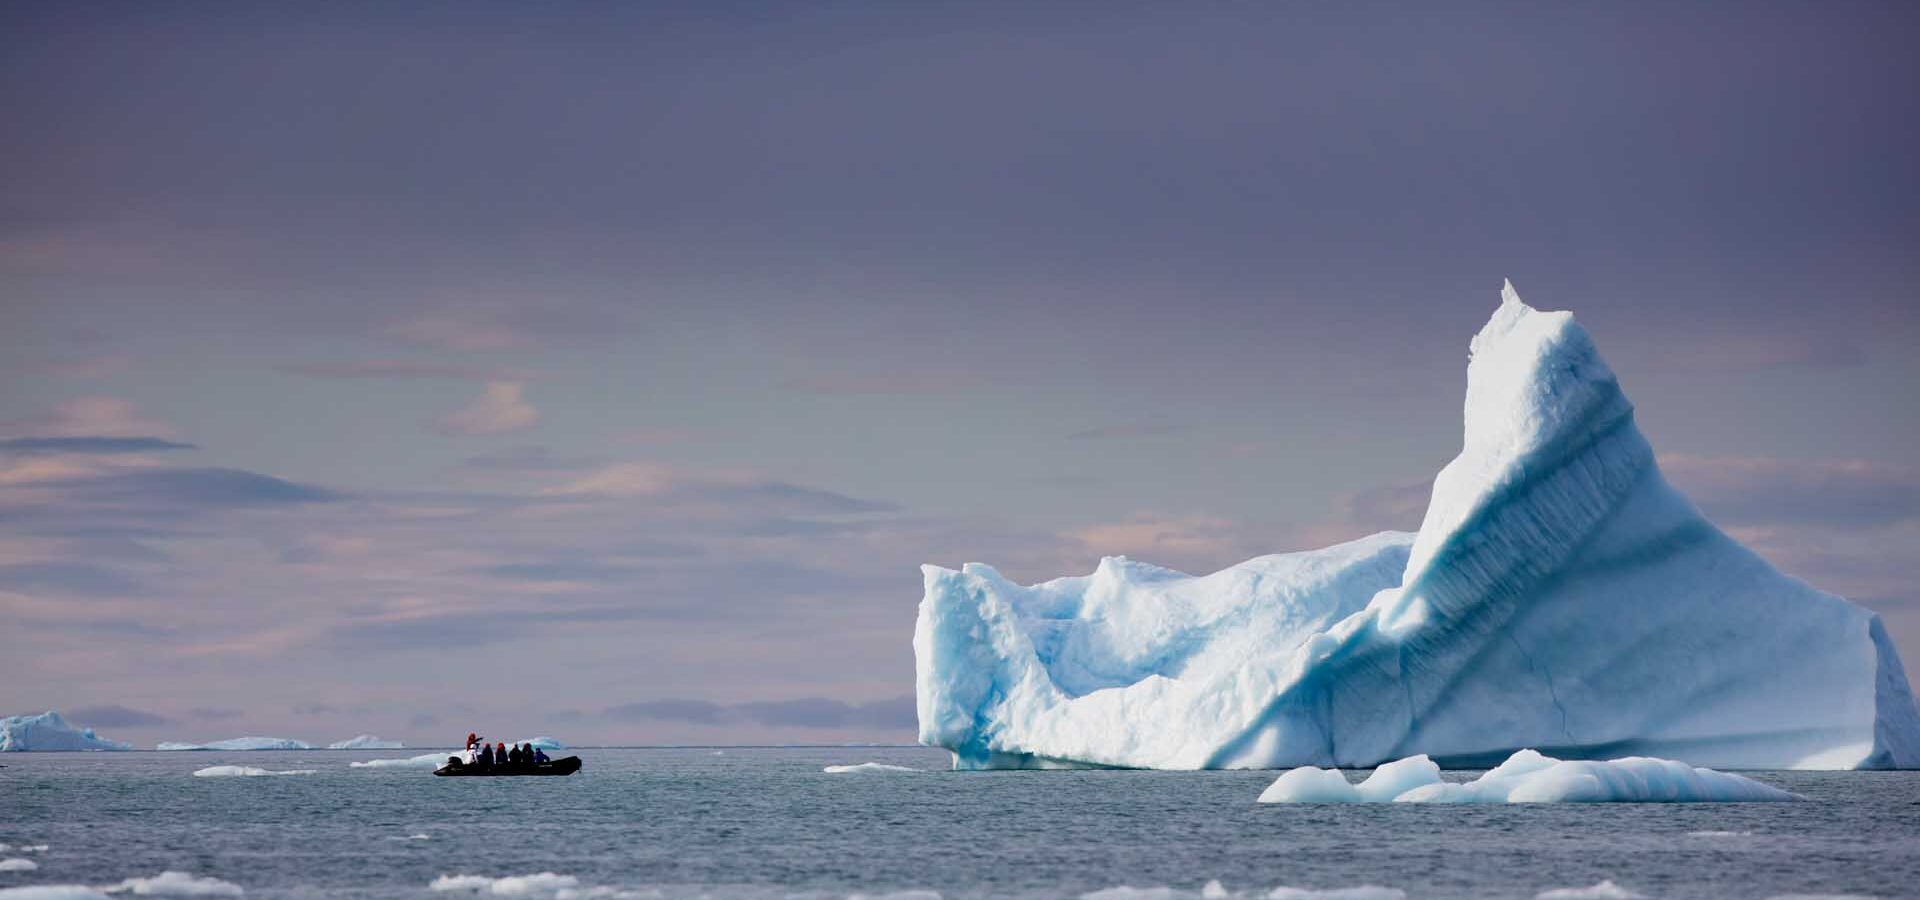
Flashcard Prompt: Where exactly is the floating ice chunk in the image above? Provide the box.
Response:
[100,872,244,896]
[1201,883,1228,900]
[915,282,1920,771]
[327,735,402,750]
[1354,755,1441,802]
[1256,767,1359,803]
[0,860,38,873]
[1080,889,1185,900]
[1260,750,1795,803]
[191,766,316,777]
[431,874,635,898]
[846,892,941,900]
[351,753,448,769]
[1535,883,1643,900]
[0,711,130,752]
[515,737,566,751]
[157,737,311,751]
[0,888,112,900]
[1266,888,1405,900]
[822,763,918,774]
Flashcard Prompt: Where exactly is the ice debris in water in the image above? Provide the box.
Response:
[326,735,402,750]
[915,281,1920,771]
[157,738,312,751]
[0,711,130,752]
[1535,883,1644,900]
[0,872,244,900]
[191,766,316,778]
[1264,889,1405,900]
[102,872,244,896]
[351,753,448,769]
[0,861,38,873]
[1257,749,1797,803]
[429,874,651,899]
[822,763,918,774]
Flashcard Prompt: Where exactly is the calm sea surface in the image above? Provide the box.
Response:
[2,747,1917,900]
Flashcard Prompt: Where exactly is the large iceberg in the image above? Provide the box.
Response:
[915,282,1920,771]
[157,737,314,751]
[0,711,131,752]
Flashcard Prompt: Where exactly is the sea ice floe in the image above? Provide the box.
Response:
[0,888,112,900]
[350,753,447,769]
[191,766,316,778]
[430,874,647,900]
[101,872,244,896]
[0,872,243,900]
[0,861,38,873]
[1264,889,1405,900]
[1534,882,1644,900]
[1258,750,1797,804]
[822,763,918,774]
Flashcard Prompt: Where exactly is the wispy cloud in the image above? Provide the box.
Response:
[435,381,540,435]
[0,437,196,455]
[1066,422,1181,441]
[282,360,532,381]
[605,695,915,730]
[2,397,178,439]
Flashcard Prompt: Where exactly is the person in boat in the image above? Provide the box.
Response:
[495,742,507,767]
[479,741,494,768]
[508,743,523,768]
[521,743,534,765]
[532,746,549,765]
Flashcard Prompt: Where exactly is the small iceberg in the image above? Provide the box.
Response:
[1257,750,1798,803]
[0,711,131,752]
[158,737,313,751]
[192,765,317,777]
[515,737,566,751]
[350,752,447,769]
[327,735,402,750]
[823,762,919,774]
[0,859,39,873]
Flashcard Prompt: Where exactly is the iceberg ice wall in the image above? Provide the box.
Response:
[914,283,1920,771]
[0,711,131,752]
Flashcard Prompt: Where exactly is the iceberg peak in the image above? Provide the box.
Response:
[913,283,1920,771]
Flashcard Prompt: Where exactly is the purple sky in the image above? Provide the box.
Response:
[3,2,1918,747]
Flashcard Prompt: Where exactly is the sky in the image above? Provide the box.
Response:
[3,1,1918,749]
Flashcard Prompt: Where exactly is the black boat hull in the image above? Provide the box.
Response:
[433,755,581,776]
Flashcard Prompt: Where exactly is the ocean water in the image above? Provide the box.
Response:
[3,747,1917,900]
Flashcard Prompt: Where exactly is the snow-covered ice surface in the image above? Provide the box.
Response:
[326,735,402,750]
[1257,750,1797,803]
[915,282,1920,771]
[0,712,130,752]
[190,765,317,777]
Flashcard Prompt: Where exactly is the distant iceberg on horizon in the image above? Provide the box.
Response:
[914,282,1920,771]
[157,736,314,751]
[328,735,403,750]
[0,711,131,752]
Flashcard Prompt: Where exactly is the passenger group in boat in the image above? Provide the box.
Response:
[455,733,548,771]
